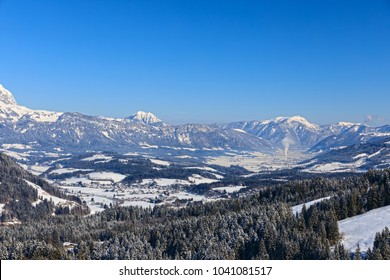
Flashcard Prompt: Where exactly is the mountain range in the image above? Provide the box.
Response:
[1,84,390,160]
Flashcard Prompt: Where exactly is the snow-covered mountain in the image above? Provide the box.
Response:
[225,116,325,150]
[311,124,390,152]
[302,137,390,173]
[1,84,390,161]
[127,111,163,125]
[0,85,275,153]
[0,84,63,123]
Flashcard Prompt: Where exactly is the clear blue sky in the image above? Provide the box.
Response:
[1,0,389,125]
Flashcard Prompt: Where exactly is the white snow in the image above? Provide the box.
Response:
[0,203,5,215]
[101,131,113,140]
[350,149,385,161]
[0,85,63,123]
[369,132,390,137]
[330,146,348,150]
[124,152,139,156]
[27,110,62,123]
[1,143,32,150]
[1,219,22,226]
[21,164,51,176]
[175,155,193,159]
[367,148,385,159]
[233,128,247,134]
[211,173,224,179]
[139,142,158,149]
[0,149,29,161]
[128,111,162,124]
[64,177,94,185]
[150,159,171,166]
[339,205,390,252]
[263,116,319,130]
[352,153,368,159]
[303,159,366,173]
[336,122,359,127]
[24,180,73,207]
[291,196,331,215]
[207,151,308,172]
[286,116,319,130]
[50,168,94,175]
[44,152,60,158]
[171,192,210,202]
[177,134,192,145]
[121,201,155,208]
[213,186,247,193]
[188,174,219,184]
[140,178,190,187]
[81,154,113,162]
[87,172,126,183]
[182,147,197,151]
[184,166,219,173]
[141,174,218,187]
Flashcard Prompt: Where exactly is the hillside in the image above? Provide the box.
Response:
[0,153,88,223]
[1,168,390,260]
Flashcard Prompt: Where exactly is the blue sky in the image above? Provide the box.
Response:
[0,0,389,125]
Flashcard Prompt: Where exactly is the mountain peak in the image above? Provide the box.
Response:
[286,116,319,130]
[0,84,17,106]
[286,115,309,123]
[270,116,319,130]
[128,111,162,124]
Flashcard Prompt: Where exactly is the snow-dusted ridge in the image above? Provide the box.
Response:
[0,84,63,123]
[1,84,390,156]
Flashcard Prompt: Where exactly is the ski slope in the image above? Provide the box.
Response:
[338,205,390,252]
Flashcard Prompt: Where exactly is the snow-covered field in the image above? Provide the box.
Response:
[1,143,32,150]
[188,174,219,184]
[206,151,307,172]
[59,181,217,213]
[19,164,51,176]
[171,192,214,202]
[184,166,219,172]
[24,180,74,207]
[291,196,331,215]
[303,159,366,173]
[140,178,190,187]
[338,205,390,252]
[81,154,113,162]
[62,172,127,185]
[121,201,156,208]
[149,159,171,166]
[213,186,247,193]
[138,175,220,187]
[0,149,30,161]
[64,177,95,185]
[50,168,94,175]
[87,172,126,183]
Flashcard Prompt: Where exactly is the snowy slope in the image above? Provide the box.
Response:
[291,196,331,215]
[24,180,75,207]
[1,84,390,162]
[302,138,390,172]
[0,85,275,153]
[225,116,328,151]
[338,205,390,252]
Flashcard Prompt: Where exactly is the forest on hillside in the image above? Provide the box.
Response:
[1,168,390,260]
